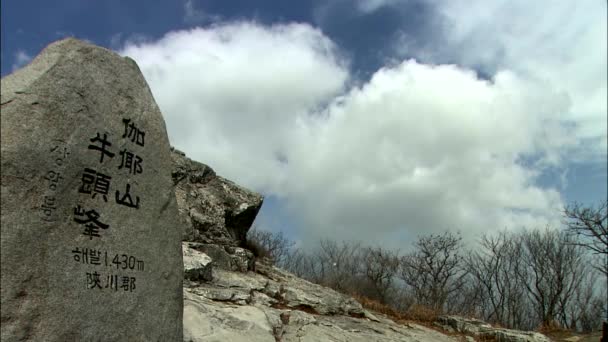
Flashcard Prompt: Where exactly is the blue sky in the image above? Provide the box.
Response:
[2,0,606,247]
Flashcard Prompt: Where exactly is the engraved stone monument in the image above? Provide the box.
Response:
[1,38,183,341]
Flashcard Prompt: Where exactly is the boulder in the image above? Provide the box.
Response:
[225,246,255,272]
[183,243,213,282]
[187,242,255,272]
[171,148,263,246]
[0,38,183,341]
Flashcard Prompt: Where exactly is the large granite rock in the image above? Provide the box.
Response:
[172,148,263,246]
[1,38,183,341]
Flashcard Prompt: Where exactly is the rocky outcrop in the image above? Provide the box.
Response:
[181,256,557,341]
[435,316,551,342]
[182,260,459,342]
[184,261,365,316]
[171,148,263,246]
[184,290,458,342]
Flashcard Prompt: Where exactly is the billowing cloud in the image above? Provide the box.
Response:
[119,17,593,248]
[393,0,607,160]
[121,22,349,194]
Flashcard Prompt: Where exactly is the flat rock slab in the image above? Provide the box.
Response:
[183,289,458,342]
[1,38,183,341]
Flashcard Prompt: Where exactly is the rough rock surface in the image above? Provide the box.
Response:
[186,262,365,316]
[172,148,263,246]
[183,262,459,342]
[186,242,255,272]
[182,260,556,341]
[1,38,183,341]
[184,289,458,342]
[183,243,213,282]
[435,316,552,342]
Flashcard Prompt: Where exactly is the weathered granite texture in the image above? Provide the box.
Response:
[183,261,458,342]
[172,148,263,247]
[186,242,255,272]
[183,243,213,282]
[182,258,556,341]
[1,38,183,342]
[435,316,552,342]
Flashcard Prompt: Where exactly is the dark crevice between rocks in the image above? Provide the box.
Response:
[271,303,319,316]
[226,205,260,243]
[272,326,284,342]
[348,311,366,319]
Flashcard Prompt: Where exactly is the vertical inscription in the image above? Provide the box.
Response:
[39,118,149,293]
[39,140,70,222]
[72,117,147,239]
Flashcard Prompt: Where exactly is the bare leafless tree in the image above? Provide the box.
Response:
[312,239,363,292]
[515,228,590,328]
[359,246,399,303]
[465,231,530,328]
[258,224,604,332]
[563,201,608,276]
[282,247,316,278]
[247,227,295,266]
[560,270,603,332]
[398,232,466,311]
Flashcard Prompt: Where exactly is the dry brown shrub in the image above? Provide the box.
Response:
[536,320,569,334]
[350,293,405,321]
[402,304,441,323]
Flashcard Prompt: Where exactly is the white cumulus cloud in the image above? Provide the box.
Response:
[119,18,589,248]
[394,0,607,160]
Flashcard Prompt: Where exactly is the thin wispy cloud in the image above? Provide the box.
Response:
[11,50,32,71]
[183,0,222,25]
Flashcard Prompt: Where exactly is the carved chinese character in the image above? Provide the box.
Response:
[118,149,143,174]
[88,132,115,163]
[122,118,145,146]
[121,276,136,292]
[115,183,140,209]
[79,168,112,202]
[105,274,118,291]
[74,205,109,239]
[86,271,103,289]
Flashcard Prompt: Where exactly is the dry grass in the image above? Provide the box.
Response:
[349,293,443,326]
[402,304,441,323]
[535,320,570,335]
[351,293,406,321]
